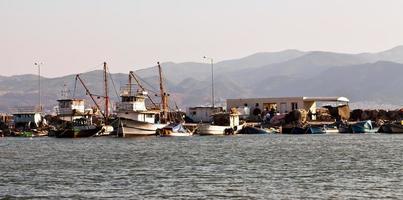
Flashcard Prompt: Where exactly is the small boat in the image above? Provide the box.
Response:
[281,125,325,134]
[306,126,326,134]
[157,123,193,137]
[378,122,403,134]
[350,120,378,133]
[281,126,307,134]
[323,124,339,134]
[197,112,244,135]
[238,126,271,134]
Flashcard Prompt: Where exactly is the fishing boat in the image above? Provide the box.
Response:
[53,62,114,138]
[117,62,171,137]
[197,111,244,135]
[117,108,166,137]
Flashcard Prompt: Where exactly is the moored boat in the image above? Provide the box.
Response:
[306,126,326,134]
[350,120,377,133]
[157,123,193,137]
[197,111,244,135]
[117,63,172,137]
[118,115,166,137]
[378,121,403,134]
[281,125,326,134]
[53,62,115,138]
[238,126,271,134]
[281,126,306,134]
[55,118,102,138]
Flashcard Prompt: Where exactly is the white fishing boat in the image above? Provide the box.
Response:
[116,90,166,137]
[117,62,171,137]
[197,111,244,135]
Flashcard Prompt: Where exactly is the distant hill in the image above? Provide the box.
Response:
[2,46,403,112]
[357,45,403,64]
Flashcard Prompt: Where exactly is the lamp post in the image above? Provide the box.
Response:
[34,62,43,111]
[203,56,214,108]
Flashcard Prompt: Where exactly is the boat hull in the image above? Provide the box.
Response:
[379,123,403,134]
[55,126,102,138]
[158,124,193,137]
[306,126,326,134]
[197,124,242,135]
[238,126,270,134]
[281,127,307,134]
[159,131,193,137]
[350,120,377,134]
[118,118,166,137]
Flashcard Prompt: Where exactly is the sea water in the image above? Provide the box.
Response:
[0,134,402,199]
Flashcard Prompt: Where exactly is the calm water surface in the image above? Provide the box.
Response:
[0,134,402,199]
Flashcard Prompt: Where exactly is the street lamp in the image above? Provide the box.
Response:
[203,56,214,108]
[34,62,43,111]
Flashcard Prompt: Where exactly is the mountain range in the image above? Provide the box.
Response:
[2,46,403,112]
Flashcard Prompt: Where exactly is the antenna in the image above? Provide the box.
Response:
[61,83,72,99]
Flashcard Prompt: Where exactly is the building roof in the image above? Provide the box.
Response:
[303,97,349,102]
[227,96,349,102]
[57,98,84,102]
[188,106,223,109]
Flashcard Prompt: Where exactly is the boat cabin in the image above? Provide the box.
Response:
[116,89,161,124]
[57,98,86,121]
[212,110,240,128]
[186,107,223,123]
[116,90,147,112]
[0,114,13,127]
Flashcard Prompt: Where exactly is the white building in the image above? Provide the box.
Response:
[12,106,43,130]
[227,96,349,119]
[186,107,223,123]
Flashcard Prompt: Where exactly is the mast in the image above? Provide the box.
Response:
[75,74,106,120]
[103,62,109,124]
[128,73,132,96]
[157,62,168,123]
[129,71,157,107]
[34,62,42,112]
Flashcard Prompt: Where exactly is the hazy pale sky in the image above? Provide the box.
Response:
[1,0,403,77]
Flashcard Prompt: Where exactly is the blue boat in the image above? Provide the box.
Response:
[350,120,377,133]
[306,126,326,134]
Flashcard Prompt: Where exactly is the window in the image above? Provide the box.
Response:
[291,102,298,110]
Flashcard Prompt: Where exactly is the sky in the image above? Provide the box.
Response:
[1,0,403,77]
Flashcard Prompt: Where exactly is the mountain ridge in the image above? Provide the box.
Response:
[2,46,403,112]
